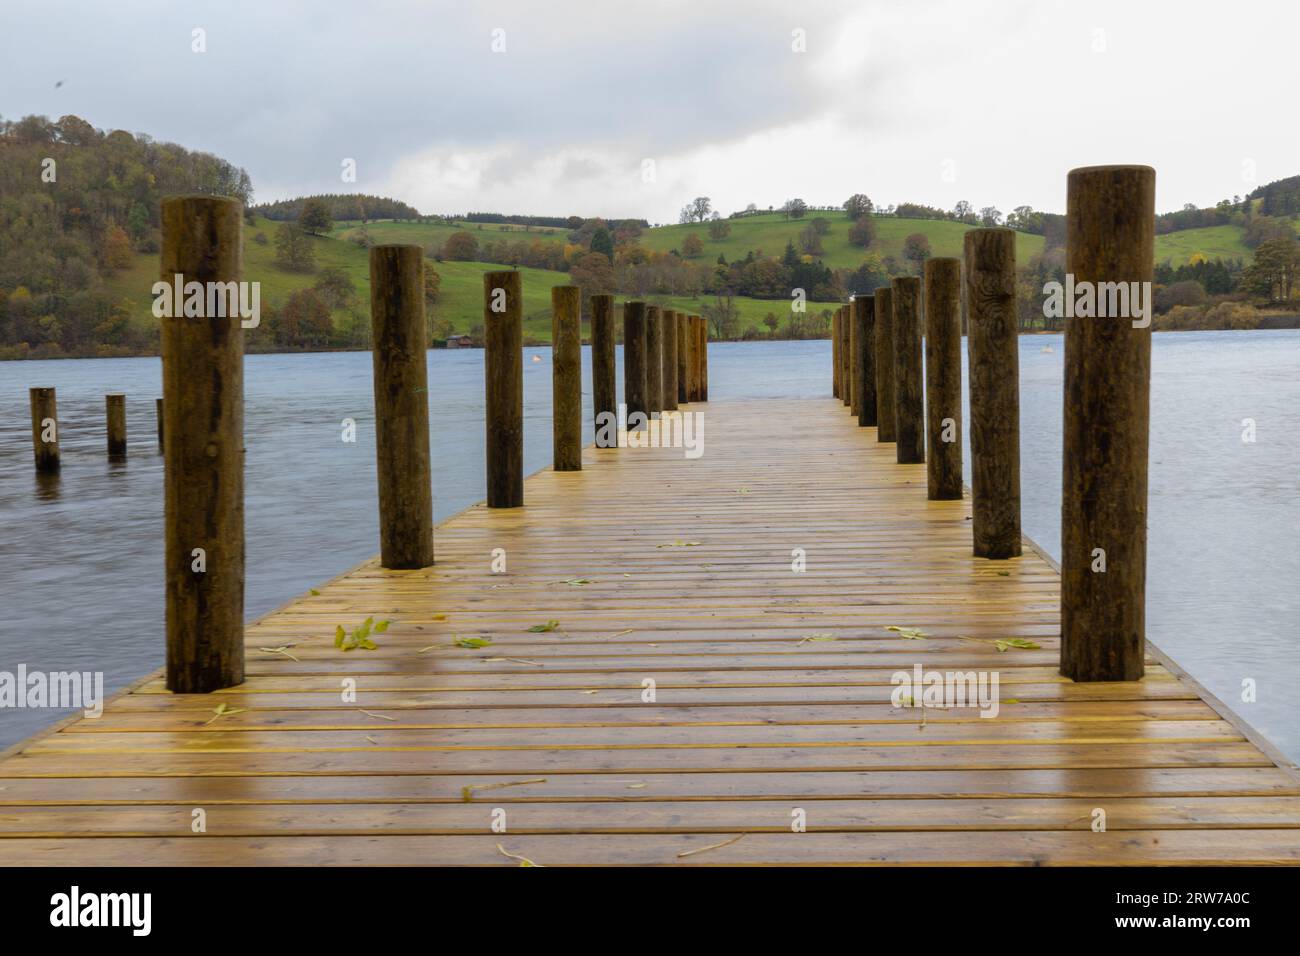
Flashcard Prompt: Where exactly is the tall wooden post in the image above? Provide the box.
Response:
[161,195,244,694]
[662,308,678,412]
[891,278,924,463]
[155,398,165,454]
[964,228,1021,559]
[703,315,709,400]
[485,270,524,507]
[646,306,663,416]
[848,304,859,418]
[590,293,616,447]
[854,296,876,427]
[370,245,435,567]
[687,315,700,401]
[29,387,60,473]
[676,311,690,404]
[840,307,851,407]
[1061,165,1156,682]
[105,394,127,459]
[924,258,963,499]
[551,286,582,471]
[624,301,648,424]
[832,308,841,399]
[874,287,896,443]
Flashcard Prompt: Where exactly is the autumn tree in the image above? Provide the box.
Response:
[902,233,932,270]
[298,198,333,236]
[681,234,705,258]
[101,224,134,271]
[679,197,712,224]
[274,221,315,272]
[843,194,874,219]
[442,230,479,261]
[783,198,808,220]
[848,215,877,248]
[708,220,731,241]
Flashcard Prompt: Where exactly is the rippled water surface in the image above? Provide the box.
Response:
[2,332,1297,761]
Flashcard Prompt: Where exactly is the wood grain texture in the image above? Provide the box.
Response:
[370,245,434,568]
[1,398,1293,866]
[105,393,127,459]
[590,294,616,448]
[873,287,896,443]
[551,286,582,471]
[29,387,59,472]
[924,258,963,499]
[964,229,1022,559]
[854,297,876,428]
[662,309,678,412]
[891,278,925,464]
[160,195,245,694]
[676,312,690,405]
[1061,166,1156,682]
[623,301,648,422]
[484,271,523,507]
[646,306,663,416]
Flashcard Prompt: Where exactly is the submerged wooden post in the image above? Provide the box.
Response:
[676,311,690,404]
[832,308,841,399]
[663,308,678,412]
[964,228,1021,559]
[1061,165,1156,682]
[702,315,709,400]
[924,258,963,499]
[590,293,616,447]
[624,301,648,425]
[646,306,663,416]
[485,270,524,506]
[874,287,896,442]
[551,286,582,471]
[370,245,435,568]
[105,394,127,459]
[29,387,60,472]
[155,398,164,454]
[854,296,876,427]
[160,195,244,693]
[891,278,924,463]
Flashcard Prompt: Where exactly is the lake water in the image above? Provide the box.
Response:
[2,332,1298,763]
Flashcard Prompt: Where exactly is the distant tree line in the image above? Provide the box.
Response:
[253,193,420,223]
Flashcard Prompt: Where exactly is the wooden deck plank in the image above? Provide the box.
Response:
[1,397,1294,865]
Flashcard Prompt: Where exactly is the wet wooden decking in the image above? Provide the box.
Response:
[2,397,1298,865]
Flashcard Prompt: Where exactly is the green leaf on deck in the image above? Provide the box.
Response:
[993,638,1041,652]
[455,636,492,649]
[886,626,929,640]
[527,620,561,632]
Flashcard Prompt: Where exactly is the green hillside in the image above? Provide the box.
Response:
[101,216,835,344]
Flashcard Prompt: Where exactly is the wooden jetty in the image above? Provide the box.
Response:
[2,398,1299,865]
[5,172,1299,866]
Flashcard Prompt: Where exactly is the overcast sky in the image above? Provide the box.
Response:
[3,0,1295,222]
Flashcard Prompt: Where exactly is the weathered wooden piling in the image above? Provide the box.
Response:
[676,311,690,405]
[687,315,701,402]
[624,301,648,425]
[105,394,127,459]
[702,315,709,400]
[1060,165,1156,683]
[29,387,60,472]
[964,228,1021,559]
[551,286,583,471]
[840,306,851,408]
[663,308,679,412]
[853,295,876,427]
[646,306,663,416]
[832,308,841,399]
[160,195,244,693]
[874,287,896,442]
[155,398,164,454]
[891,278,925,464]
[485,270,524,507]
[370,245,435,568]
[924,258,963,499]
[848,304,859,418]
[590,293,616,447]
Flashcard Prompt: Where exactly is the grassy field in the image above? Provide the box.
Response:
[1152,225,1254,264]
[103,216,835,343]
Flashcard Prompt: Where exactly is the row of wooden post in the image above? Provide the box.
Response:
[832,164,1154,683]
[28,390,166,469]
[36,193,709,692]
